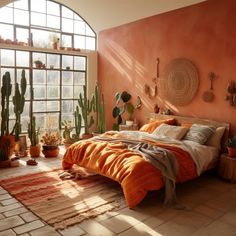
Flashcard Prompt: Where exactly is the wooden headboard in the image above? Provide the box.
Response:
[147,113,230,150]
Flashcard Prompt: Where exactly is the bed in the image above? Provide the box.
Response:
[62,114,230,208]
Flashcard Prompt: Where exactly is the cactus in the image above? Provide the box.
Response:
[77,85,95,135]
[74,106,82,139]
[1,72,12,136]
[13,70,27,141]
[28,116,40,146]
[94,84,106,133]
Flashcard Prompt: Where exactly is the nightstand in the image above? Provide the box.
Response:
[119,124,139,131]
[218,153,236,183]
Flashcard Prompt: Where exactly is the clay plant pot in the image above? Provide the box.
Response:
[29,144,41,158]
[0,135,15,157]
[42,145,60,158]
[227,147,236,158]
[0,160,11,168]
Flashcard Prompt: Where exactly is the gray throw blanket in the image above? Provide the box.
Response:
[92,136,179,206]
[127,142,178,206]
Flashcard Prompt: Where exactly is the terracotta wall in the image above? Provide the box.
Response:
[98,0,236,134]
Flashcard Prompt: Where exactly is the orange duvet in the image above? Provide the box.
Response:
[62,132,197,208]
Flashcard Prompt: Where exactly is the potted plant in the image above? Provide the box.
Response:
[227,134,236,158]
[28,116,41,157]
[34,60,43,68]
[41,131,61,157]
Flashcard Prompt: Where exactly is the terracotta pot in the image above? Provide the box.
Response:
[42,145,59,158]
[29,144,41,157]
[0,135,15,157]
[227,147,236,158]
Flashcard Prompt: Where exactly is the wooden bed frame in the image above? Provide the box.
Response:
[146,113,230,151]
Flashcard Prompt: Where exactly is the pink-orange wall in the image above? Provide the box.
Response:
[98,0,236,134]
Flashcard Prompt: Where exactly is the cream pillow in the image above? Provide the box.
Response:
[152,123,189,140]
[206,126,226,149]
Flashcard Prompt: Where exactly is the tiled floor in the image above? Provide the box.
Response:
[0,152,236,236]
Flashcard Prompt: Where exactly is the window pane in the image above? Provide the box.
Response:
[47,15,60,29]
[74,86,83,99]
[62,86,73,99]
[16,51,29,67]
[31,12,46,27]
[74,72,85,85]
[46,113,59,130]
[47,71,60,84]
[86,25,95,37]
[1,49,14,66]
[21,101,29,116]
[62,6,73,18]
[16,28,29,44]
[33,70,46,84]
[0,24,14,40]
[47,1,60,16]
[62,18,73,33]
[14,9,29,26]
[0,7,13,24]
[86,37,96,50]
[34,113,46,130]
[47,54,60,68]
[62,55,73,69]
[74,35,85,49]
[62,71,73,85]
[47,86,59,99]
[33,86,46,99]
[14,0,28,10]
[74,20,85,35]
[61,34,72,48]
[62,100,73,113]
[33,101,46,112]
[31,29,51,48]
[74,14,83,21]
[31,0,46,13]
[47,101,59,111]
[74,56,86,70]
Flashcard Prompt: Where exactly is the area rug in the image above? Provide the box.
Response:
[0,170,125,229]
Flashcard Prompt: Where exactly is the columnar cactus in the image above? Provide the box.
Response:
[28,116,39,146]
[77,85,94,135]
[1,72,12,136]
[94,84,106,133]
[13,70,27,141]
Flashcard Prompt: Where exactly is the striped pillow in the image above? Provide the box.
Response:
[184,124,216,144]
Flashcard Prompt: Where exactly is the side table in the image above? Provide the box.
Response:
[218,153,236,183]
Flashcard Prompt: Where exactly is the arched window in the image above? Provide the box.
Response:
[0,0,97,134]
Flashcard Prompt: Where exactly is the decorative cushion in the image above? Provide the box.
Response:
[152,124,189,140]
[184,124,216,144]
[206,126,226,149]
[139,118,176,133]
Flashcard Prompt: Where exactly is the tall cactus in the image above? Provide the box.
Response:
[74,106,82,139]
[13,70,27,141]
[1,72,12,136]
[28,116,39,146]
[94,84,106,133]
[77,85,94,134]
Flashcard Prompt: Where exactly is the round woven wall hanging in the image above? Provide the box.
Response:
[160,58,199,106]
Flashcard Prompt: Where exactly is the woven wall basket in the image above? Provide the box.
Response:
[160,58,199,106]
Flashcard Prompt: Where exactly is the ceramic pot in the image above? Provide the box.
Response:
[42,145,59,158]
[227,147,236,158]
[29,144,41,157]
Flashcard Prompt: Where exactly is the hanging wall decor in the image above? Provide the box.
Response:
[160,58,199,106]
[202,72,216,103]
[225,80,236,106]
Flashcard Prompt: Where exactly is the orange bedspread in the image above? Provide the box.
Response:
[62,132,197,208]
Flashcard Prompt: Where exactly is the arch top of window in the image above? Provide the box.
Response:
[0,0,96,50]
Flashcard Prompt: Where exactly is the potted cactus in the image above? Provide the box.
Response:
[0,72,14,166]
[77,85,95,139]
[28,116,41,157]
[227,134,236,158]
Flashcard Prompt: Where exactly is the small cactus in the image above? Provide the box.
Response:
[28,116,40,146]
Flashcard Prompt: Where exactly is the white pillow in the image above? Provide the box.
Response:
[206,126,226,149]
[152,123,189,140]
